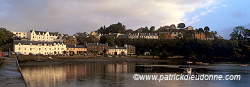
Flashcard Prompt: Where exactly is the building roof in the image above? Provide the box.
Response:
[87,43,107,47]
[14,40,63,45]
[29,30,59,36]
[108,46,126,49]
[140,33,158,36]
[66,45,86,48]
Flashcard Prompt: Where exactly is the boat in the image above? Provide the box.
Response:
[238,64,248,66]
[201,63,209,65]
[187,61,193,64]
[183,68,192,75]
[195,62,202,64]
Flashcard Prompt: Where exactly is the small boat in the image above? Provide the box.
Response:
[179,65,192,68]
[187,61,193,64]
[201,63,209,65]
[238,64,248,66]
[195,62,202,64]
[183,68,192,75]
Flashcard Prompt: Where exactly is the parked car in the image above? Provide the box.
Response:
[29,53,35,55]
[3,52,9,57]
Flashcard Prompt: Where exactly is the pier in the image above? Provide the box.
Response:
[0,57,27,87]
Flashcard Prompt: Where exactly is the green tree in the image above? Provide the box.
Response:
[97,22,126,34]
[204,26,210,32]
[100,36,115,46]
[177,23,186,29]
[0,27,14,46]
[230,26,248,40]
[149,26,155,33]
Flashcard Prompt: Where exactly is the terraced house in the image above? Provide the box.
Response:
[27,30,63,42]
[14,40,66,55]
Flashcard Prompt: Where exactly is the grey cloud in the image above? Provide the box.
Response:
[0,0,215,35]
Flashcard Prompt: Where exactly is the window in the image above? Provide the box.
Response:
[25,48,26,50]
[39,48,41,51]
[19,48,21,50]
[30,48,32,50]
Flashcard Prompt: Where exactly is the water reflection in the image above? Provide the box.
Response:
[20,63,250,87]
[21,63,135,87]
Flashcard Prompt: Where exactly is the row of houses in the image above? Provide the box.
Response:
[104,32,214,40]
[14,40,136,55]
[12,30,135,56]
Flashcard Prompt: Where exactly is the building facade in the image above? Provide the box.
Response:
[126,45,136,55]
[27,30,62,42]
[128,33,140,39]
[86,43,108,54]
[12,31,27,38]
[108,46,127,55]
[66,45,87,55]
[14,40,66,55]
[194,32,206,40]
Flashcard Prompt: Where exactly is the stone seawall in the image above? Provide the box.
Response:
[16,55,95,62]
[0,57,27,87]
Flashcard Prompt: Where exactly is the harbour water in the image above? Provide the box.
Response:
[20,62,250,87]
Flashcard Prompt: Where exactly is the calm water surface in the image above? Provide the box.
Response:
[20,62,250,87]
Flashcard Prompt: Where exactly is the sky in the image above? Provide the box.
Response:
[0,0,249,38]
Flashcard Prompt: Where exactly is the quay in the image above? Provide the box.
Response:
[0,57,27,87]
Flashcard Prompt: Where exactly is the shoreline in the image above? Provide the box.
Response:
[16,55,250,66]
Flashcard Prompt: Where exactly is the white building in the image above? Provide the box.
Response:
[12,31,27,38]
[128,33,158,39]
[140,33,158,39]
[27,30,62,42]
[14,40,66,55]
[128,33,140,39]
[108,46,127,55]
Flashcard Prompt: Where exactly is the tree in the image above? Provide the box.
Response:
[177,23,186,29]
[230,26,249,40]
[97,22,126,34]
[100,36,115,46]
[197,28,204,33]
[204,26,210,32]
[170,24,176,29]
[149,26,155,33]
[0,27,14,46]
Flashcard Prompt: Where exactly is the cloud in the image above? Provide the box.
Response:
[222,4,227,7]
[184,5,217,25]
[0,0,215,35]
[231,11,247,18]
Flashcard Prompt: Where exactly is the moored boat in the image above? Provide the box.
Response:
[195,62,202,64]
[238,64,248,66]
[201,63,209,65]
[187,61,193,64]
